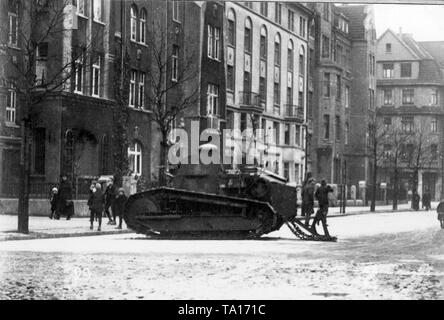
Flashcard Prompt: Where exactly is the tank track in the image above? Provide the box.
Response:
[285,219,337,242]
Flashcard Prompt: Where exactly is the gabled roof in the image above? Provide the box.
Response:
[377,29,421,60]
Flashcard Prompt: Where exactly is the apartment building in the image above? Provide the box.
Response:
[376,29,444,200]
[224,1,312,185]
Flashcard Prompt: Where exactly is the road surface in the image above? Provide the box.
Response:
[0,210,443,299]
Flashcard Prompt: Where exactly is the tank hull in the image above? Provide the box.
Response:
[124,187,283,239]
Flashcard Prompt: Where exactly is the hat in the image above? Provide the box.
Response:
[52,187,58,193]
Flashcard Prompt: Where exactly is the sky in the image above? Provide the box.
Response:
[373,4,444,41]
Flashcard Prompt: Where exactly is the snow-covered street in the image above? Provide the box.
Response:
[0,210,443,299]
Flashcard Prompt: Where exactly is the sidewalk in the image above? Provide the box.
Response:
[0,215,131,242]
[0,202,435,241]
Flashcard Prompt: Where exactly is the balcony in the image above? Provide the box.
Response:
[239,91,264,114]
[284,105,304,122]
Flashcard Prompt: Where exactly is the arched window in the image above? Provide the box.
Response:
[288,40,294,71]
[227,9,236,47]
[130,5,138,42]
[274,33,281,66]
[299,46,305,76]
[139,8,147,44]
[244,17,252,53]
[260,26,267,59]
[128,141,142,176]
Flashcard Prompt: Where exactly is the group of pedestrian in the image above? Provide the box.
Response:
[49,175,74,220]
[301,174,334,238]
[87,177,127,231]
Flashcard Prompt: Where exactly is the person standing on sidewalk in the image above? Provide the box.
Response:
[90,183,105,231]
[422,191,431,211]
[58,175,73,220]
[114,188,128,229]
[49,187,59,219]
[311,179,334,237]
[302,177,316,228]
[104,178,117,225]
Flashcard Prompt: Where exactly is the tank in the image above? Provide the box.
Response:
[124,163,335,240]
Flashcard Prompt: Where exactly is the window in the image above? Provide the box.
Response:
[322,35,330,58]
[299,46,305,76]
[345,122,349,144]
[273,122,280,144]
[207,84,219,115]
[323,73,330,97]
[274,34,281,66]
[77,0,86,16]
[402,88,414,104]
[6,83,16,124]
[287,41,294,72]
[336,75,341,100]
[92,55,101,97]
[172,1,180,22]
[93,0,102,22]
[128,142,142,176]
[323,115,330,139]
[227,10,235,46]
[259,76,266,102]
[383,116,392,129]
[385,43,392,53]
[138,72,145,108]
[240,113,247,132]
[37,43,48,59]
[383,64,394,78]
[299,17,306,38]
[323,3,329,21]
[139,9,147,44]
[431,144,438,161]
[345,86,350,108]
[260,2,268,17]
[227,66,235,92]
[207,25,220,60]
[130,6,137,41]
[335,116,341,140]
[275,3,282,24]
[294,163,300,184]
[172,45,179,82]
[244,71,251,94]
[244,18,252,53]
[383,89,393,105]
[274,83,280,106]
[295,125,301,146]
[74,53,83,93]
[284,124,290,145]
[431,89,438,105]
[431,117,438,133]
[8,10,18,46]
[283,162,290,180]
[260,27,267,59]
[369,89,375,109]
[288,10,295,32]
[401,63,412,78]
[401,116,414,132]
[287,85,293,106]
[401,144,414,162]
[129,70,136,107]
[226,110,234,130]
[33,128,46,175]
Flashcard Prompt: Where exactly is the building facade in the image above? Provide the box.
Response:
[376,29,444,201]
[223,1,311,185]
[308,3,376,193]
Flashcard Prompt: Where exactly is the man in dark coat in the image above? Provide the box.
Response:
[114,188,128,229]
[412,191,420,211]
[311,179,334,237]
[58,175,73,220]
[302,177,316,228]
[422,191,431,211]
[104,177,117,225]
[437,200,444,229]
[90,183,105,231]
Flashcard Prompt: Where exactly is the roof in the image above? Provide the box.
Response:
[419,41,444,67]
[335,5,368,40]
[400,34,433,59]
[418,59,443,82]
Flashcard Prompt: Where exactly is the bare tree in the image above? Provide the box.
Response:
[368,116,390,212]
[379,120,413,210]
[0,1,101,233]
[144,20,199,186]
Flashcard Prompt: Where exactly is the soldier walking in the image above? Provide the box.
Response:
[104,177,117,225]
[302,177,316,228]
[311,179,334,237]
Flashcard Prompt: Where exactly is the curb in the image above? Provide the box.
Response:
[0,229,132,242]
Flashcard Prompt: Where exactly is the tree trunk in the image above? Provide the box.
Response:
[17,122,30,234]
[411,167,419,209]
[370,158,377,212]
[393,167,398,211]
[159,133,168,187]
